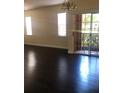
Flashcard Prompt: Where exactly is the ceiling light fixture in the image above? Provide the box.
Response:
[61,0,77,11]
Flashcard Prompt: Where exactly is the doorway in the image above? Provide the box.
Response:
[74,13,99,56]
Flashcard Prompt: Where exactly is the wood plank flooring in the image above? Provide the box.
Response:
[24,45,99,93]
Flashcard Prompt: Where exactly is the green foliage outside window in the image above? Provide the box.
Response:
[81,13,99,51]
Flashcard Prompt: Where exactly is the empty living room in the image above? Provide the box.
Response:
[24,0,99,93]
[1,0,124,93]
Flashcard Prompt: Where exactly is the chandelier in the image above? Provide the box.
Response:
[61,0,77,11]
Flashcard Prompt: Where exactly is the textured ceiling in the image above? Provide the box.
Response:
[24,0,65,10]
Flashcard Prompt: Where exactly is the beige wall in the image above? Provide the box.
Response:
[24,0,99,52]
[24,6,68,49]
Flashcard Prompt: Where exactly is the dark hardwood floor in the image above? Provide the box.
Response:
[24,45,99,93]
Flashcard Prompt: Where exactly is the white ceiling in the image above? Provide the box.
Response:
[24,0,65,10]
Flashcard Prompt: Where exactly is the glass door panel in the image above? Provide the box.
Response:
[81,13,99,56]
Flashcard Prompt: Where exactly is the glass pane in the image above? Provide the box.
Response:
[92,22,99,32]
[90,34,99,51]
[25,16,32,35]
[57,13,66,36]
[81,33,90,48]
[86,23,90,31]
[92,14,99,22]
[82,13,91,23]
[58,13,66,24]
[82,22,90,31]
[58,24,66,36]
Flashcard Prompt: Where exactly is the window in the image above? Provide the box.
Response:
[82,13,99,33]
[25,16,32,35]
[57,13,66,36]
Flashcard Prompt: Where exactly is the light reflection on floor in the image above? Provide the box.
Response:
[77,55,99,92]
[58,57,67,81]
[28,51,36,73]
[25,45,99,93]
[75,50,99,56]
[80,56,89,82]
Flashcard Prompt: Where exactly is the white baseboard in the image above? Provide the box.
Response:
[68,50,74,54]
[24,43,68,50]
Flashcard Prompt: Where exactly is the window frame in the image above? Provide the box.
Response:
[25,16,32,35]
[82,13,99,34]
[57,12,66,37]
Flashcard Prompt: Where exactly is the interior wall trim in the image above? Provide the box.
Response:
[68,50,74,54]
[24,43,68,50]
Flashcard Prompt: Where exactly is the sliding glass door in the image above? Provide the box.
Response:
[81,13,99,56]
